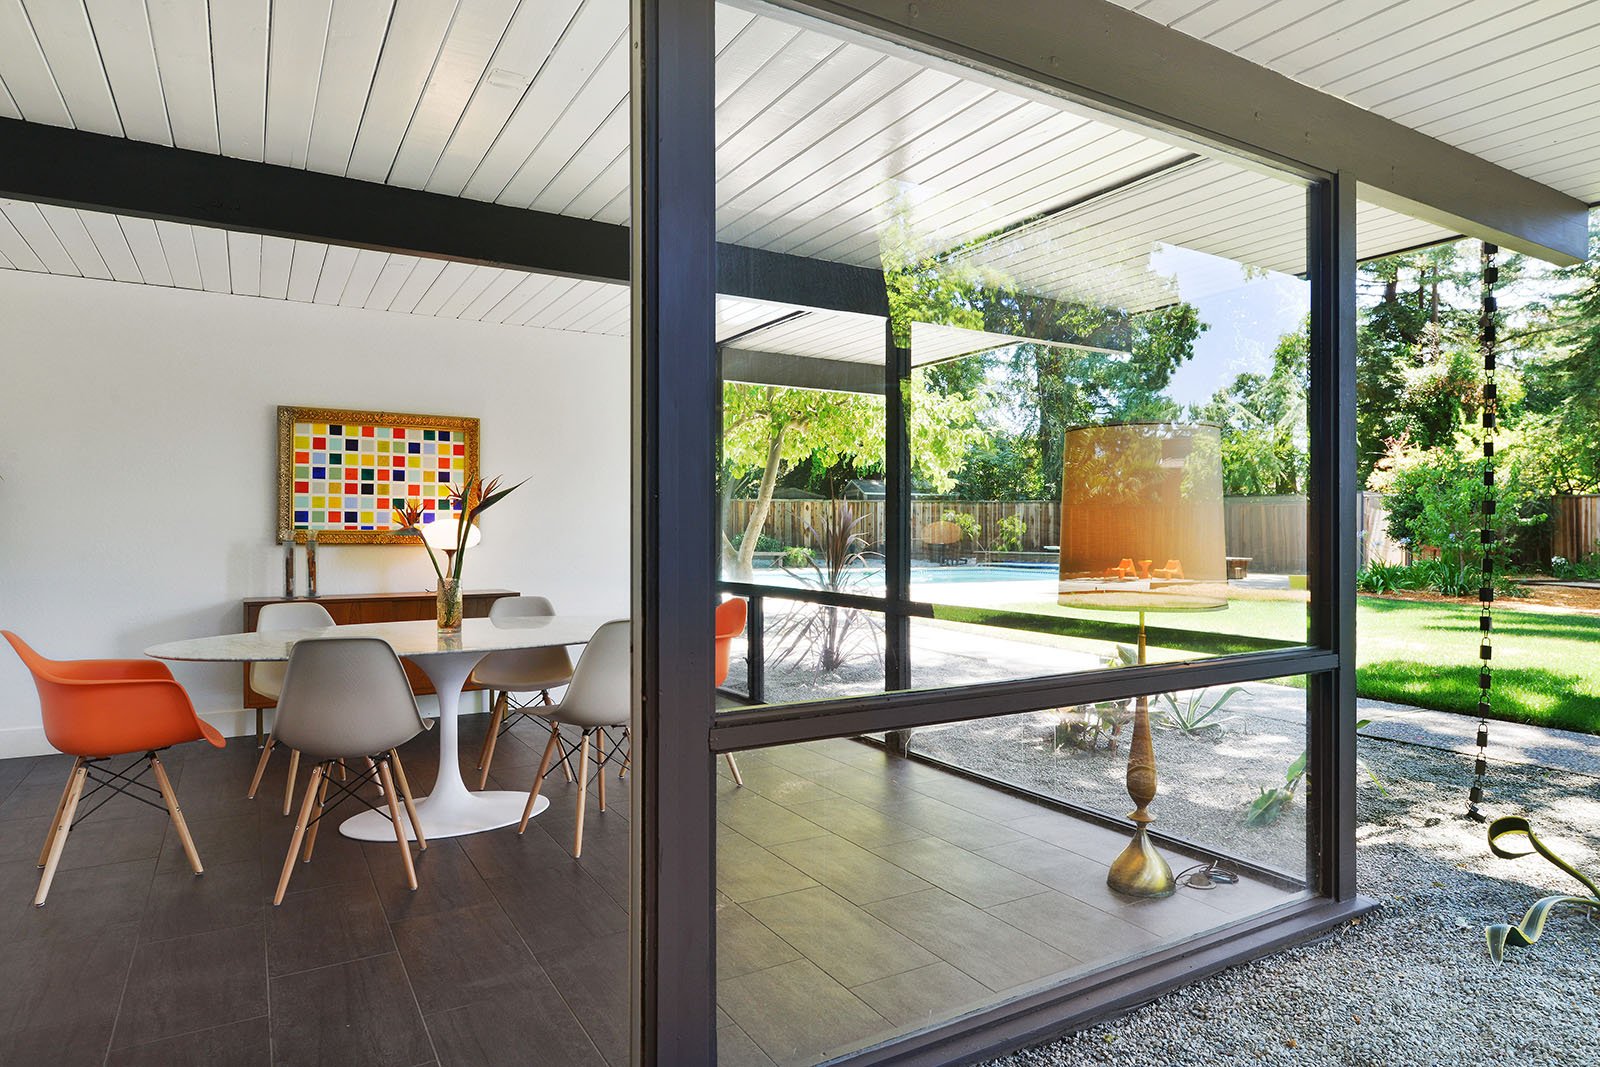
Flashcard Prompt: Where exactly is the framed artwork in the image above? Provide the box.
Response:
[276,405,480,544]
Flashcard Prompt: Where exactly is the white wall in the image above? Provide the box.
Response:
[0,269,630,756]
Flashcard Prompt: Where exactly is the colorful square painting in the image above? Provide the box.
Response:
[276,406,480,544]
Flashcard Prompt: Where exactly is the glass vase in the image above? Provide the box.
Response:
[436,578,464,633]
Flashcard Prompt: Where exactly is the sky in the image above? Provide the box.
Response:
[1153,243,1310,408]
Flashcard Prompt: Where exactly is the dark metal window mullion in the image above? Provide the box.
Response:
[1304,174,1360,902]
[884,319,913,693]
[630,0,719,1062]
[711,648,1340,751]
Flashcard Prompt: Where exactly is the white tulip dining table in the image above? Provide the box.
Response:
[146,614,611,841]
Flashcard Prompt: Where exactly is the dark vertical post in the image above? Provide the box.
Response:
[884,319,912,695]
[630,0,718,1062]
[1305,173,1359,901]
[746,594,766,704]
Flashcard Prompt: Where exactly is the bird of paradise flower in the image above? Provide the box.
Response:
[392,476,523,586]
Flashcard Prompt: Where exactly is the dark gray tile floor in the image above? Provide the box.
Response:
[0,716,1297,1067]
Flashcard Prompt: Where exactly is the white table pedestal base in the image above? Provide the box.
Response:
[339,645,550,841]
[341,789,548,841]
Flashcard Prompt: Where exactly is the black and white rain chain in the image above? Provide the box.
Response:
[1468,241,1498,823]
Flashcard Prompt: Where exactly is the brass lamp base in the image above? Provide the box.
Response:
[1107,824,1175,898]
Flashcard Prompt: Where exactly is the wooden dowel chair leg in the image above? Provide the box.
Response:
[518,730,561,834]
[283,748,300,816]
[597,730,607,812]
[366,757,384,797]
[477,691,507,790]
[151,755,203,876]
[275,765,324,906]
[573,732,591,859]
[377,760,417,892]
[35,763,87,906]
[303,766,332,862]
[38,757,85,868]
[390,749,425,850]
[247,735,275,799]
[725,752,744,787]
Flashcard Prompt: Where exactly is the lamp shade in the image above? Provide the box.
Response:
[1056,422,1226,611]
[420,514,482,552]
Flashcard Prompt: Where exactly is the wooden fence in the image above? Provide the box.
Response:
[724,499,1062,553]
[724,494,1426,574]
[1553,494,1600,560]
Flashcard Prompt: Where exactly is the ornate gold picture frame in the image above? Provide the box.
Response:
[276,405,481,544]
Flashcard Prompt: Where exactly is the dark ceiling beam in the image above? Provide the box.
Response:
[788,0,1590,266]
[0,117,888,316]
[720,348,885,395]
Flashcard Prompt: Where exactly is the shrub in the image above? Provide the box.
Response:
[1375,440,1545,585]
[991,514,1026,551]
[941,510,982,545]
[780,546,814,568]
[730,531,784,553]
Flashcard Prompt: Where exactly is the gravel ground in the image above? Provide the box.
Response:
[979,735,1600,1067]
[906,698,1309,877]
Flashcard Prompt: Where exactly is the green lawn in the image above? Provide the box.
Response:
[957,595,1600,734]
[1354,596,1600,735]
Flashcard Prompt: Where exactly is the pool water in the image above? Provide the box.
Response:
[909,564,1056,584]
[748,563,1056,589]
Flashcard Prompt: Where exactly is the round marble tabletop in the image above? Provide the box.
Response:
[146,613,618,842]
[145,615,614,663]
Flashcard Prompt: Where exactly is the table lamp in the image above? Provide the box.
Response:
[1056,422,1227,898]
[421,513,482,575]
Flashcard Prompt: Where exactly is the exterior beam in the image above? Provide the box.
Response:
[785,0,1588,265]
[719,349,884,394]
[0,116,887,315]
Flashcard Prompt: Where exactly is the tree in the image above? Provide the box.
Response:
[1194,321,1308,495]
[1519,218,1600,493]
[721,377,985,579]
[941,293,1203,501]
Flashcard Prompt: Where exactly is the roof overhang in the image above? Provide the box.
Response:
[783,0,1591,265]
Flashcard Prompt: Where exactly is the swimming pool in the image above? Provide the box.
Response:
[746,562,1056,589]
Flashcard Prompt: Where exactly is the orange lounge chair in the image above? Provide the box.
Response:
[715,599,748,786]
[1152,559,1185,580]
[3,631,225,905]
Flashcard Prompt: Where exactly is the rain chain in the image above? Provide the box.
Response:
[1468,241,1497,823]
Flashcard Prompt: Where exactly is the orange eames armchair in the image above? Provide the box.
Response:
[3,631,225,906]
[714,598,749,787]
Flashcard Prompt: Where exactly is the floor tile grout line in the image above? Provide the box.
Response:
[101,1013,273,1062]
[99,861,165,1064]
[506,919,617,1067]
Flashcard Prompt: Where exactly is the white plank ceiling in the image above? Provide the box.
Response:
[1109,0,1600,205]
[0,0,1515,329]
[0,197,634,334]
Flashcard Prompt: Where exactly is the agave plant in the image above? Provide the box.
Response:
[1156,684,1245,735]
[769,502,882,673]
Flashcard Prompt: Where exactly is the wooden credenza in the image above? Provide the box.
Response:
[241,589,518,710]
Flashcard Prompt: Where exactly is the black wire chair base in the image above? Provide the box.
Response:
[72,750,171,828]
[301,755,400,834]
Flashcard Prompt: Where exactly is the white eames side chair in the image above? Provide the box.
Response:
[470,596,576,790]
[246,601,336,814]
[517,620,630,858]
[271,637,429,905]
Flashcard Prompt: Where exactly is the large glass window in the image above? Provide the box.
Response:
[706,3,1328,1059]
[713,3,1314,711]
